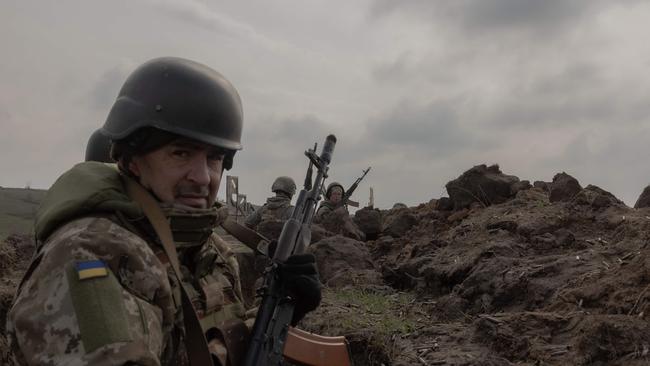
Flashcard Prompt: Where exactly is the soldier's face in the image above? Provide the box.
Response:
[330,188,343,204]
[129,138,224,209]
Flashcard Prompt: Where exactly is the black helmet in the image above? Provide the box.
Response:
[101,57,243,168]
[325,182,345,199]
[271,176,296,197]
[85,129,113,163]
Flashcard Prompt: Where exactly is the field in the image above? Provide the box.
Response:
[0,187,46,240]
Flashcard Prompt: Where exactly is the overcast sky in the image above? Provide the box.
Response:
[2,0,650,208]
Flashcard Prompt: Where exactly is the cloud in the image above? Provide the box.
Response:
[141,0,287,51]
[361,98,488,157]
[230,114,333,196]
[369,0,631,37]
[486,61,650,129]
[88,61,136,111]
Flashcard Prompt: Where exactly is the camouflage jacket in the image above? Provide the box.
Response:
[315,200,347,219]
[244,195,293,229]
[7,162,247,366]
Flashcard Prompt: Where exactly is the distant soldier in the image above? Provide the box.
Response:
[85,128,113,162]
[245,176,296,229]
[316,181,347,218]
[315,182,365,240]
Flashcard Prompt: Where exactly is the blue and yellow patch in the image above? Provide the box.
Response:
[76,260,108,280]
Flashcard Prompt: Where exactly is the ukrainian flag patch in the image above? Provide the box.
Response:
[76,260,109,280]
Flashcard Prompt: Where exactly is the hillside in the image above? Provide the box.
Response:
[0,187,46,241]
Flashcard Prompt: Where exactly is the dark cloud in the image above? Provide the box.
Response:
[372,54,411,83]
[271,115,332,143]
[146,0,244,35]
[488,62,650,129]
[364,99,486,156]
[369,0,633,37]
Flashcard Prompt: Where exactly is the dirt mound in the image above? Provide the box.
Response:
[308,235,382,287]
[634,185,650,208]
[445,164,520,209]
[315,208,365,241]
[353,207,382,240]
[300,168,650,365]
[549,172,582,202]
[0,234,34,366]
[5,166,650,365]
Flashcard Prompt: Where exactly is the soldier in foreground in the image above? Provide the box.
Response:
[7,57,321,366]
[245,176,296,229]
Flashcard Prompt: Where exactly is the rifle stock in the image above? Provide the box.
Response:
[243,135,339,366]
[283,327,351,366]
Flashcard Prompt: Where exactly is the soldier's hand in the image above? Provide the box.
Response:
[279,253,322,325]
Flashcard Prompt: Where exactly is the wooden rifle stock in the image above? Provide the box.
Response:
[283,327,352,366]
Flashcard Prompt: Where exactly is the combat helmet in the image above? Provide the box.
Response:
[271,176,296,197]
[85,129,113,163]
[101,57,243,169]
[325,182,345,199]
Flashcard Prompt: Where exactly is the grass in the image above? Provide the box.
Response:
[327,287,419,337]
[313,287,422,363]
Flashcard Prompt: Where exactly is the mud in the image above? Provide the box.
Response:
[301,174,650,365]
[3,168,650,365]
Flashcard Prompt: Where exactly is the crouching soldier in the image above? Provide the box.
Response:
[7,57,321,366]
[316,182,347,218]
[315,182,364,241]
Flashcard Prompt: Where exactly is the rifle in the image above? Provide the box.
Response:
[342,166,371,208]
[244,135,349,366]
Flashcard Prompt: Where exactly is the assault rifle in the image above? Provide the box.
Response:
[244,135,351,366]
[342,166,371,208]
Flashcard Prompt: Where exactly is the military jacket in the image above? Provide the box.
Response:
[315,200,347,219]
[7,162,247,366]
[244,195,293,229]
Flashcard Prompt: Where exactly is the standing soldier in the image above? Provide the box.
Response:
[245,176,296,230]
[7,57,321,366]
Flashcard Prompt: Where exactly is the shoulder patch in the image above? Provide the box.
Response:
[66,263,132,353]
[76,260,108,280]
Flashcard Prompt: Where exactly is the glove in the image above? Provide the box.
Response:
[278,253,322,325]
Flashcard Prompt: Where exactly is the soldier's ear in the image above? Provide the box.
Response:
[127,158,142,177]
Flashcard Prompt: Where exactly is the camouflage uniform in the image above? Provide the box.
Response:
[244,196,294,229]
[7,162,247,366]
[315,200,347,219]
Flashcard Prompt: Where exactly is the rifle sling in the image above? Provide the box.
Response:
[220,219,268,255]
[124,177,214,366]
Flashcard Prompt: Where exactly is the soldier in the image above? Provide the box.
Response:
[85,128,113,162]
[316,181,347,218]
[7,57,321,366]
[244,176,296,229]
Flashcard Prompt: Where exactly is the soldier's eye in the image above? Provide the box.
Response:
[172,150,190,158]
[207,152,225,161]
